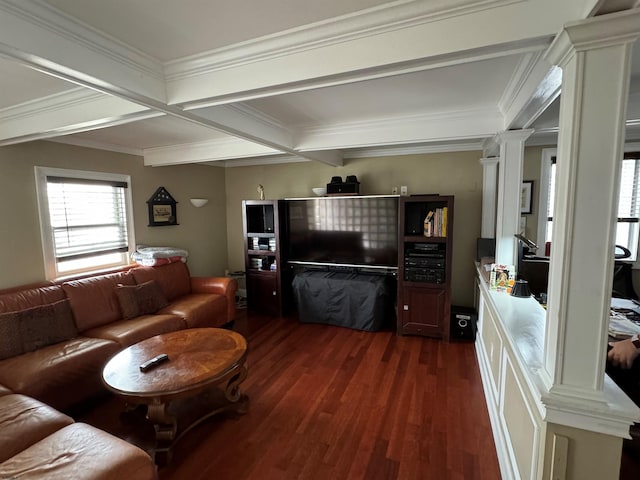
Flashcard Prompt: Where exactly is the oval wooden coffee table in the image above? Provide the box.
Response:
[102,328,248,464]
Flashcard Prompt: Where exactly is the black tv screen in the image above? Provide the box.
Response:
[286,196,398,268]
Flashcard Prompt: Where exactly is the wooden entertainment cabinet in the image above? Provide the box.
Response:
[241,200,290,317]
[397,195,454,339]
[241,195,454,338]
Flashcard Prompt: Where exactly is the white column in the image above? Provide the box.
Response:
[542,10,640,401]
[480,157,499,238]
[494,130,533,266]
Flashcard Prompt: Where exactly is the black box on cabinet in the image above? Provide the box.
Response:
[450,306,477,341]
[326,182,360,195]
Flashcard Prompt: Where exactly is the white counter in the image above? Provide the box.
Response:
[474,262,640,479]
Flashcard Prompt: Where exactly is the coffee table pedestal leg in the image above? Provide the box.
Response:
[148,400,177,465]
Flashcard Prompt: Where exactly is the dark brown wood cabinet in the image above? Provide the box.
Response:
[242,200,290,316]
[397,195,454,339]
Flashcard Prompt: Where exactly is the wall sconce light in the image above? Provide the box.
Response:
[189,198,209,208]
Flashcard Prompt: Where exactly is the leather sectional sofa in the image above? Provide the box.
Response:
[0,261,237,479]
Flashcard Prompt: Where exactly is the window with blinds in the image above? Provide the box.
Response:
[35,167,134,278]
[544,152,640,260]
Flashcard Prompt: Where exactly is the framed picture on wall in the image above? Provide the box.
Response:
[521,181,533,215]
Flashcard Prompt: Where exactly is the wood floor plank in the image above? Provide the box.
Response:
[77,311,502,479]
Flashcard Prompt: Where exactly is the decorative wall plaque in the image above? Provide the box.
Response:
[147,187,178,226]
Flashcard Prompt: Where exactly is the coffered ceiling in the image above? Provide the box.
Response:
[0,0,639,167]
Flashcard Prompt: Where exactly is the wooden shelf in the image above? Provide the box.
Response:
[403,235,447,243]
[242,199,290,317]
[246,232,276,237]
[247,250,277,256]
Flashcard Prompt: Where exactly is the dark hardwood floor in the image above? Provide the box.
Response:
[80,311,502,479]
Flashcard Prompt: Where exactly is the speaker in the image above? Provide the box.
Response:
[404,203,423,235]
[450,306,477,341]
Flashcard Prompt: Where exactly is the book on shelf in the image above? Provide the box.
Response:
[422,206,448,238]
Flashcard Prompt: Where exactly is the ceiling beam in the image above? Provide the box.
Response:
[0,89,158,146]
[0,0,344,166]
[166,0,588,107]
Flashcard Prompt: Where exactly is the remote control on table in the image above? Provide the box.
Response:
[139,353,169,372]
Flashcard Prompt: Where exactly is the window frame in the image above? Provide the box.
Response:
[537,144,640,266]
[35,166,136,279]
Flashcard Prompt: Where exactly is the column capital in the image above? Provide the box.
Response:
[494,129,534,145]
[545,8,640,67]
[479,157,499,167]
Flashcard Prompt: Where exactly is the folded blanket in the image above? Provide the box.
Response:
[131,246,189,266]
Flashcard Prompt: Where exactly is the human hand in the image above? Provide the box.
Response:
[608,339,640,369]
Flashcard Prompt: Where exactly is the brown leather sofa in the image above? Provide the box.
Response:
[0,261,237,478]
[0,393,158,479]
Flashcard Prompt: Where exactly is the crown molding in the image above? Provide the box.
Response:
[343,141,484,159]
[300,107,502,137]
[0,88,100,121]
[143,136,281,167]
[499,51,545,115]
[165,0,525,82]
[296,107,503,151]
[221,154,310,168]
[46,137,144,157]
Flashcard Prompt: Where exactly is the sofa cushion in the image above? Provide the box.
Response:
[115,280,169,320]
[0,299,78,359]
[159,293,228,329]
[0,285,69,360]
[21,299,78,352]
[0,309,24,360]
[0,336,121,411]
[62,271,136,332]
[132,262,191,301]
[83,313,185,348]
[0,394,74,463]
[0,423,158,480]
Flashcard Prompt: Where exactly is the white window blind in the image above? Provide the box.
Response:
[35,167,134,279]
[46,176,129,261]
[545,153,640,259]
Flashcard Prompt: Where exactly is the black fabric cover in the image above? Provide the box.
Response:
[292,270,395,331]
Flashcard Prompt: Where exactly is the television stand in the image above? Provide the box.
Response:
[292,270,396,331]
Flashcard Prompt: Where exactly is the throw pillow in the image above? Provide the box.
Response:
[20,299,78,352]
[115,280,168,320]
[114,284,140,319]
[0,311,25,360]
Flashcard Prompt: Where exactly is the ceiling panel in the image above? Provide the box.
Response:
[243,55,522,126]
[44,0,393,61]
[59,115,228,150]
[0,59,76,109]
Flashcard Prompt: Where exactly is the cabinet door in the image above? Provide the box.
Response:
[246,273,280,316]
[399,286,446,337]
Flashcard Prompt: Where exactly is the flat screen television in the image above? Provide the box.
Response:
[285,195,398,269]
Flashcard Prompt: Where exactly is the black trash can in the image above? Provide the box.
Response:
[450,306,477,341]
